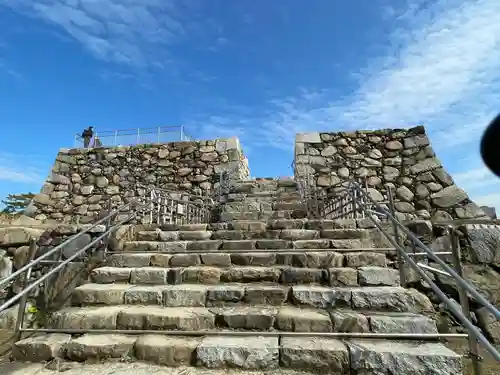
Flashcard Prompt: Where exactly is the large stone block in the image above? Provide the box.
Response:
[197,336,279,369]
[280,337,349,372]
[134,335,200,366]
[348,340,462,375]
[64,334,137,361]
[12,334,71,362]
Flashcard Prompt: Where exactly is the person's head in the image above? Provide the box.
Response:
[89,126,94,130]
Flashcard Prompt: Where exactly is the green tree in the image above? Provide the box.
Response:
[1,193,35,214]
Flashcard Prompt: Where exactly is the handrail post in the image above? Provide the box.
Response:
[137,128,140,144]
[449,226,483,375]
[13,238,38,344]
[157,127,161,143]
[114,130,118,146]
[180,125,184,141]
[387,186,407,287]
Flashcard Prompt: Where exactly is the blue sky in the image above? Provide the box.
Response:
[1,0,500,210]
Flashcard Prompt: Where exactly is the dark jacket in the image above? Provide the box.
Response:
[82,128,94,138]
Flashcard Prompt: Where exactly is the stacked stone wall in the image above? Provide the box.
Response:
[294,126,486,221]
[27,137,249,224]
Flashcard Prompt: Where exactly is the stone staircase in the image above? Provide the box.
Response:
[13,178,463,374]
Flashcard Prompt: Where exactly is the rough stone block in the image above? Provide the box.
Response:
[351,287,434,313]
[244,284,289,305]
[123,285,164,305]
[268,219,305,229]
[12,334,71,362]
[221,240,255,250]
[181,267,221,284]
[293,239,330,249]
[321,229,367,239]
[348,340,462,375]
[91,267,131,283]
[150,254,172,267]
[134,335,200,366]
[206,284,245,305]
[230,252,277,266]
[280,229,319,240]
[200,253,231,266]
[49,306,123,330]
[118,306,214,331]
[368,313,438,333]
[64,334,136,361]
[107,253,151,267]
[276,307,332,332]
[72,283,131,305]
[130,267,168,284]
[331,311,370,332]
[221,266,281,283]
[358,267,400,286]
[281,267,324,284]
[292,285,351,309]
[178,231,212,240]
[163,284,208,307]
[214,306,276,330]
[197,336,279,369]
[170,254,201,267]
[329,268,358,286]
[280,337,349,372]
[345,252,387,267]
[186,240,222,251]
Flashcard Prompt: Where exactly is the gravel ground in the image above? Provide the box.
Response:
[0,362,310,375]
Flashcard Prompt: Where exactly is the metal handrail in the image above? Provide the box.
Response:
[354,184,500,320]
[300,178,500,367]
[0,200,135,290]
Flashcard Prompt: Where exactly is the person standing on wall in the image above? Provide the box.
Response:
[82,126,94,148]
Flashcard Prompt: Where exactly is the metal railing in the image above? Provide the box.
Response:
[297,177,500,373]
[138,188,214,225]
[0,186,216,343]
[73,125,194,148]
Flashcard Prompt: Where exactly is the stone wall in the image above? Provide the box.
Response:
[294,126,487,221]
[27,137,250,224]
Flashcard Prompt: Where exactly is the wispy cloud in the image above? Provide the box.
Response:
[0,153,45,183]
[206,0,500,152]
[0,0,202,69]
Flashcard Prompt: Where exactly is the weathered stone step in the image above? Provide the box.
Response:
[91,265,397,286]
[108,249,391,268]
[47,303,436,334]
[226,191,301,202]
[13,333,462,372]
[219,210,306,221]
[220,201,305,213]
[12,333,462,372]
[132,218,362,232]
[135,228,369,242]
[74,283,432,313]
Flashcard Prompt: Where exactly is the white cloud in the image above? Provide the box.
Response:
[0,153,44,184]
[0,0,200,68]
[237,0,500,152]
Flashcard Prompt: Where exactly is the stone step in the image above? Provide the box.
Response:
[124,236,373,253]
[219,210,306,221]
[134,228,369,242]
[226,191,301,202]
[73,283,432,313]
[90,265,397,286]
[220,201,305,213]
[132,218,363,232]
[108,250,391,268]
[47,303,436,332]
[12,334,462,372]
